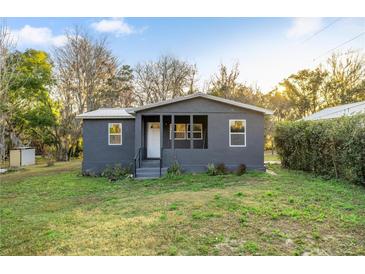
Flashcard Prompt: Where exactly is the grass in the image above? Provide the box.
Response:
[264,151,280,162]
[0,162,364,255]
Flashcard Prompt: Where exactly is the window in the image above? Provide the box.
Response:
[187,124,203,140]
[169,124,187,140]
[108,123,122,145]
[229,120,246,147]
[169,123,203,140]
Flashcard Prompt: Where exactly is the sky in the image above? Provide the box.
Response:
[3,17,365,92]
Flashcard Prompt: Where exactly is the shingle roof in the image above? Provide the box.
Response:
[303,101,365,121]
[76,108,135,119]
[132,92,273,114]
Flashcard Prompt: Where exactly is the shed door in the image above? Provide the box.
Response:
[147,122,160,158]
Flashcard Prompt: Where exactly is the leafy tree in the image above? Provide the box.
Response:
[279,68,328,120]
[101,64,135,107]
[1,48,56,156]
[322,51,365,106]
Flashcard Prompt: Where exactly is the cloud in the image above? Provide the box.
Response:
[11,25,67,47]
[287,18,323,38]
[91,18,145,36]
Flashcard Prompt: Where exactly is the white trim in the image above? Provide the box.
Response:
[169,123,203,140]
[169,124,187,140]
[108,123,122,145]
[229,119,246,147]
[187,123,203,140]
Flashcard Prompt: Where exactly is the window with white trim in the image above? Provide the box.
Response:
[187,124,203,140]
[169,124,186,140]
[229,120,246,147]
[169,123,203,140]
[108,123,122,145]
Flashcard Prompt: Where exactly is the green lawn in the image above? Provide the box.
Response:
[0,162,364,255]
[264,151,280,162]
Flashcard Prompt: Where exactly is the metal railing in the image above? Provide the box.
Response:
[133,147,142,177]
[159,147,163,177]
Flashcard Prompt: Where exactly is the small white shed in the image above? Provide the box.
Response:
[9,147,36,167]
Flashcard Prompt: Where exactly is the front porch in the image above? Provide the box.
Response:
[134,114,208,178]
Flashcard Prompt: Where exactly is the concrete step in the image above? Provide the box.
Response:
[141,160,160,168]
[136,167,168,179]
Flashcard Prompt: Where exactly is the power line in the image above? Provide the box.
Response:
[313,32,365,61]
[302,18,342,44]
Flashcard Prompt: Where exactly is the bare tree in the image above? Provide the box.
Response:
[208,62,240,98]
[134,55,198,105]
[0,24,22,161]
[52,27,122,160]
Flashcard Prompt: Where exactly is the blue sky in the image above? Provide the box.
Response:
[4,17,365,91]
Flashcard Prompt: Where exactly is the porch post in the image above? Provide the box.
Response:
[159,114,163,153]
[171,114,175,150]
[190,114,193,149]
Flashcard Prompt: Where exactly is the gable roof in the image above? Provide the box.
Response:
[303,101,365,121]
[76,92,273,119]
[76,108,135,119]
[132,92,273,114]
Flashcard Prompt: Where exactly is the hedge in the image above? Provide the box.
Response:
[274,114,365,184]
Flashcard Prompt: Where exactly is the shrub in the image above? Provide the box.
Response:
[216,163,227,175]
[101,164,132,182]
[236,164,247,175]
[167,161,182,176]
[207,163,217,176]
[274,114,365,184]
[207,163,228,175]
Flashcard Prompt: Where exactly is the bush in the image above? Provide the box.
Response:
[167,161,182,176]
[236,164,247,175]
[207,163,217,176]
[274,114,365,184]
[207,163,227,176]
[101,164,132,182]
[216,163,227,175]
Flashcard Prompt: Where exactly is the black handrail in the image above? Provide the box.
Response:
[133,147,142,178]
[159,147,163,177]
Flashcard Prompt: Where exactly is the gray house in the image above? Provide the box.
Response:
[77,93,273,178]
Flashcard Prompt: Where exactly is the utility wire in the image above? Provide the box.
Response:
[302,18,342,44]
[313,32,365,61]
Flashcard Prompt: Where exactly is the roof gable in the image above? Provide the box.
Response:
[133,93,273,114]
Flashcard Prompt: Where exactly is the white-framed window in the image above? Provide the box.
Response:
[169,124,187,140]
[187,124,203,140]
[169,123,203,140]
[108,123,122,145]
[229,119,246,147]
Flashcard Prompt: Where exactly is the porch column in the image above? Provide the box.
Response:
[190,114,193,149]
[159,114,163,156]
[171,114,175,150]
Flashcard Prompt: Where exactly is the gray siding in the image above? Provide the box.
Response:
[82,119,135,174]
[135,97,265,171]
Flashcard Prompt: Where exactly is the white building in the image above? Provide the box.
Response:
[303,101,365,121]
